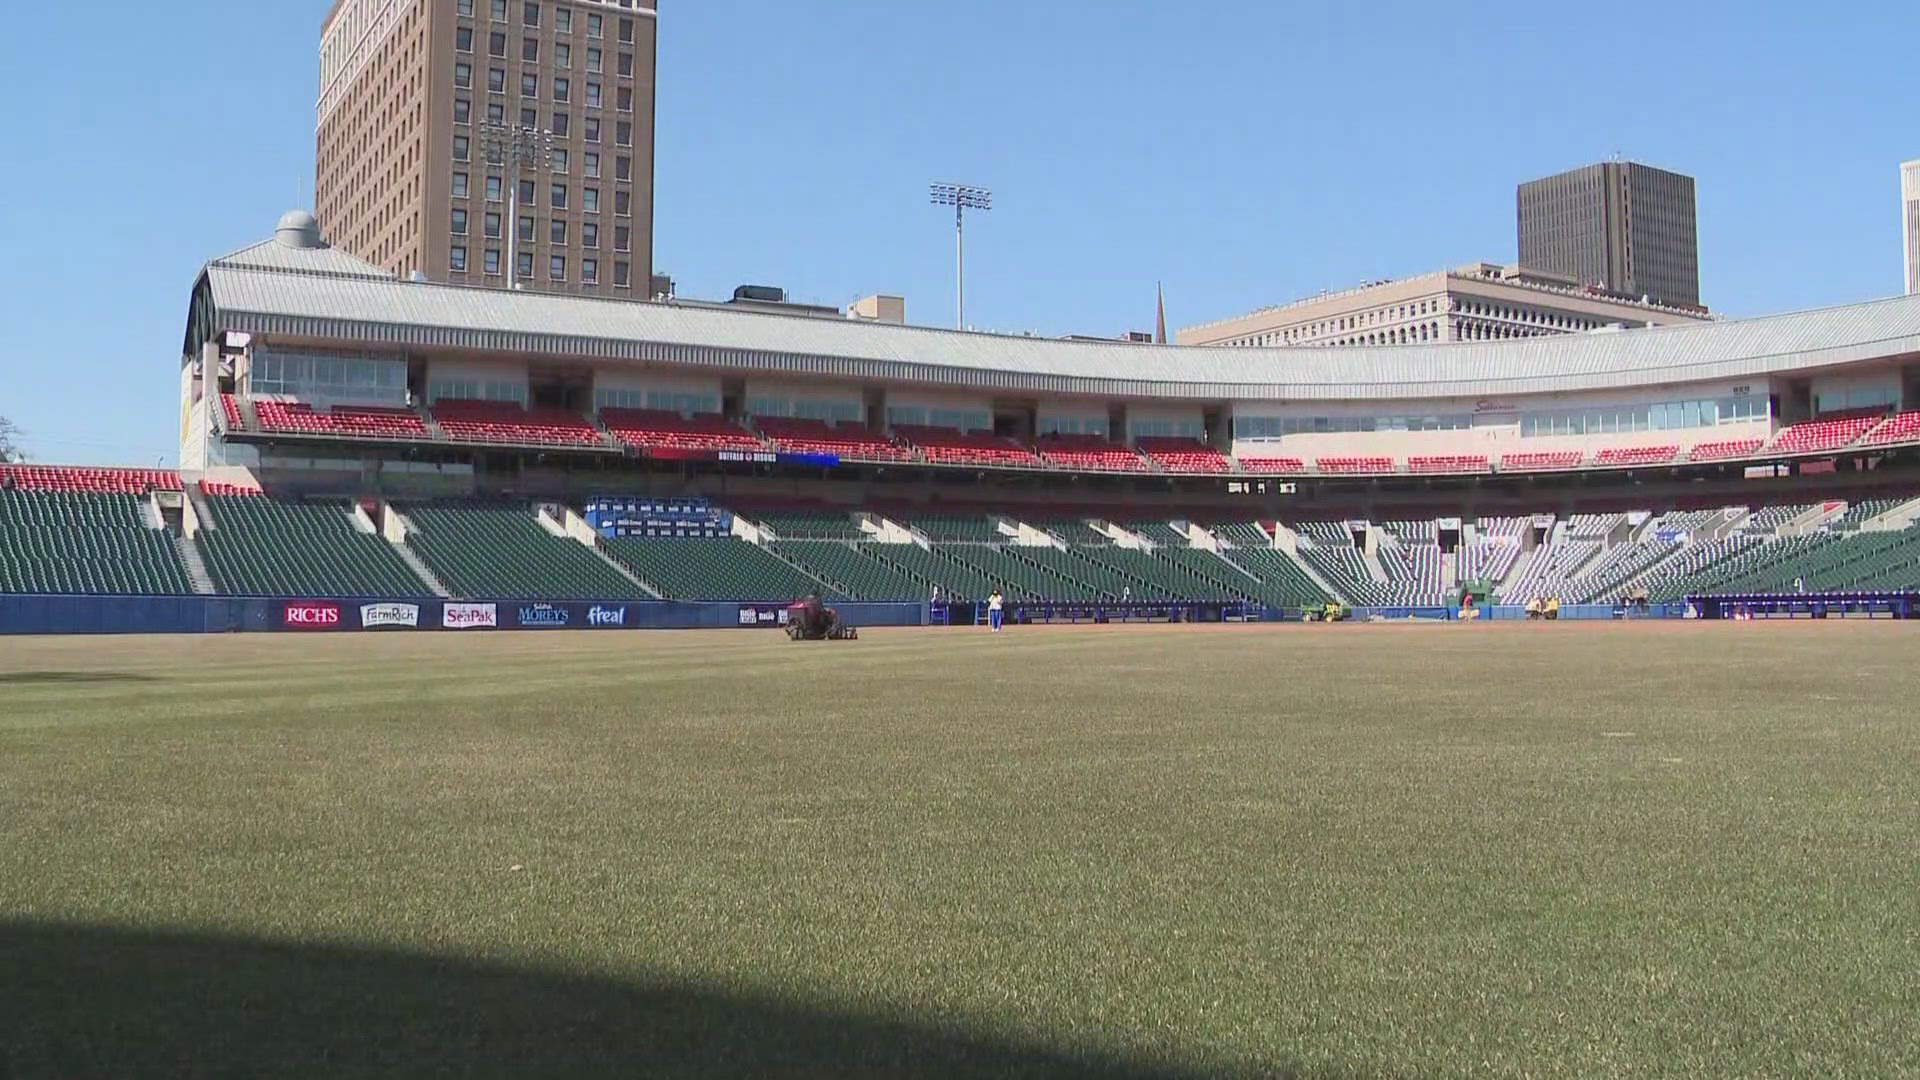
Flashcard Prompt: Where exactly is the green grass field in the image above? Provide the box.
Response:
[3,622,1918,1078]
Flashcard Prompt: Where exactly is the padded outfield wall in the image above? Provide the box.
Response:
[0,596,927,636]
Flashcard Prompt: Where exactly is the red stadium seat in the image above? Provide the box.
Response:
[1770,414,1882,454]
[1406,454,1490,474]
[1687,438,1765,461]
[1236,456,1305,474]
[1136,437,1230,473]
[199,481,263,497]
[894,425,1042,467]
[601,409,765,453]
[1593,445,1679,467]
[0,465,182,494]
[1499,451,1584,471]
[220,394,244,432]
[1315,456,1396,475]
[753,417,913,461]
[430,399,603,447]
[1034,434,1149,471]
[1861,411,1920,447]
[255,400,431,440]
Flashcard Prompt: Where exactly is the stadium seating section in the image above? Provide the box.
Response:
[1688,438,1766,461]
[255,400,431,440]
[0,489,191,594]
[1863,411,1920,446]
[1136,437,1230,473]
[604,537,827,600]
[431,400,604,447]
[1407,455,1490,474]
[1769,414,1882,454]
[600,409,763,452]
[1316,456,1395,475]
[1,465,182,493]
[894,426,1041,467]
[198,494,428,597]
[1035,434,1146,471]
[753,418,912,461]
[1236,457,1304,473]
[1499,451,1583,471]
[768,540,928,600]
[1592,445,1679,467]
[221,394,245,432]
[401,502,646,598]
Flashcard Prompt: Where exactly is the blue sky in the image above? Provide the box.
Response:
[1,0,1914,465]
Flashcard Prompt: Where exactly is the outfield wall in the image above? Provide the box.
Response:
[0,596,929,636]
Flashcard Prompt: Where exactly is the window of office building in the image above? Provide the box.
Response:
[613,225,629,251]
[458,0,474,15]
[484,248,501,274]
[554,77,570,102]
[583,152,599,178]
[488,31,505,56]
[452,172,470,198]
[615,121,631,146]
[449,246,468,272]
[456,27,473,51]
[585,82,602,108]
[614,190,630,216]
[551,219,568,244]
[586,47,601,72]
[551,148,568,173]
[555,7,572,33]
[488,67,505,92]
[452,135,469,161]
[451,208,469,235]
[554,43,570,68]
[581,258,598,283]
[551,111,569,136]
[587,12,602,37]
[522,37,538,61]
[582,222,598,248]
[617,86,632,112]
[517,251,534,278]
[584,116,600,142]
[519,179,535,204]
[455,62,473,88]
[618,17,634,42]
[517,214,534,242]
[613,260,630,287]
[454,98,471,124]
[523,2,539,27]
[615,155,630,181]
[582,187,599,213]
[484,211,502,238]
[618,52,633,76]
[486,175,503,200]
[521,73,537,97]
[551,183,568,209]
[550,255,566,281]
[490,0,506,19]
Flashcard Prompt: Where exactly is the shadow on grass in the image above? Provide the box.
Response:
[0,672,160,685]
[0,919,1276,1079]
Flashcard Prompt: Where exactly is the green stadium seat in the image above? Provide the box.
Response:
[199,495,428,597]
[603,537,827,600]
[0,490,191,595]
[401,502,649,599]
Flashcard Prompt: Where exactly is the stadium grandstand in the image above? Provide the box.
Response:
[14,210,1920,623]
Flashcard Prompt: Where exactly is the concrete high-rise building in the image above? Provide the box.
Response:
[1517,161,1700,309]
[1176,263,1710,349]
[1903,160,1920,295]
[316,0,656,297]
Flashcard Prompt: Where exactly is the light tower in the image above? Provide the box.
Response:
[930,182,992,330]
[481,123,555,290]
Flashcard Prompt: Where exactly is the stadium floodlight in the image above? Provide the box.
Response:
[930,182,992,330]
[480,124,556,291]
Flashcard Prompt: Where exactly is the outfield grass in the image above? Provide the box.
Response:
[3,622,1918,1078]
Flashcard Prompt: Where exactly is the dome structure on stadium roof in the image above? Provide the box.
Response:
[273,210,323,249]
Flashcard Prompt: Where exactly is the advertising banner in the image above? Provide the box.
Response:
[737,604,792,627]
[283,602,342,629]
[359,602,420,629]
[515,603,571,628]
[442,602,498,629]
[584,604,629,628]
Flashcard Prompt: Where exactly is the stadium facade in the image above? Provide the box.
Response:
[183,211,1920,487]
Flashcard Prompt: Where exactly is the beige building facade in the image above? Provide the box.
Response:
[1176,263,1713,349]
[1904,159,1920,296]
[317,0,656,297]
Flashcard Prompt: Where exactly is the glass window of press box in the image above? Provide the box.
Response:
[747,397,863,423]
[1519,396,1768,437]
[250,351,408,406]
[593,388,720,414]
[884,406,991,431]
[1130,418,1205,439]
[1038,415,1110,438]
[1232,414,1473,438]
[426,379,529,405]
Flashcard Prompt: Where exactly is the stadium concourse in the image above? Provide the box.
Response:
[12,211,1920,628]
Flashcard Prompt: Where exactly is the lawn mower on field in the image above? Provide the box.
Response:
[785,594,859,640]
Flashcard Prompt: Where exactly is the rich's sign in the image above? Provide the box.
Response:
[284,603,342,628]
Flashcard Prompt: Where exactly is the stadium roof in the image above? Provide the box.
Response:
[188,219,1920,403]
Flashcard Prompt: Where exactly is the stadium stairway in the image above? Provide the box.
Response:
[173,535,217,595]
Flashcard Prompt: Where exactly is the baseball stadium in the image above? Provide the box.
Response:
[6,210,1920,1076]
